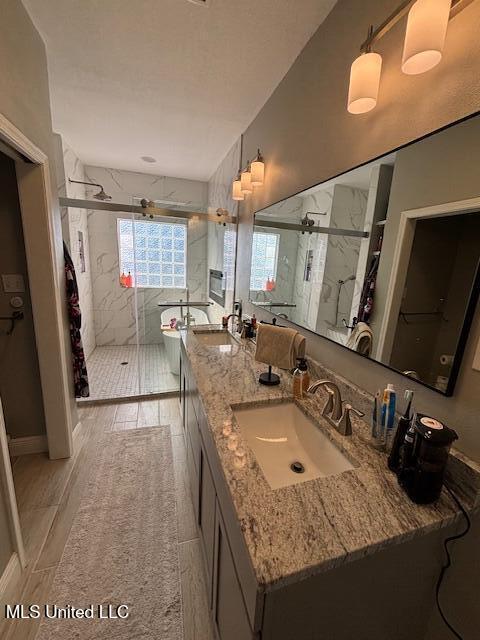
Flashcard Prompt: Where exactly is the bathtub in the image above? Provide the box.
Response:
[161,307,209,375]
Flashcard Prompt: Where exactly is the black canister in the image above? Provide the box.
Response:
[404,414,458,504]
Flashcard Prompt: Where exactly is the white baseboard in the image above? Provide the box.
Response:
[0,553,21,604]
[8,434,48,456]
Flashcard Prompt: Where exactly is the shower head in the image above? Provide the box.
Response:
[93,187,112,201]
[69,179,112,201]
[338,274,356,285]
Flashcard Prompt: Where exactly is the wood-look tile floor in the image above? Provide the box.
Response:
[2,398,215,640]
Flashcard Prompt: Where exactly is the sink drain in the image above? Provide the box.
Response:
[290,461,305,474]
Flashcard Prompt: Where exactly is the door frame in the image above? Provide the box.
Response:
[0,398,25,569]
[0,111,73,459]
[376,196,480,371]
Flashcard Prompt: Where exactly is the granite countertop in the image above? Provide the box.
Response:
[181,325,480,592]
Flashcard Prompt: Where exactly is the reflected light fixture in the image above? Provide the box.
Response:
[402,0,452,75]
[231,149,265,199]
[240,164,253,194]
[232,173,244,201]
[250,149,265,186]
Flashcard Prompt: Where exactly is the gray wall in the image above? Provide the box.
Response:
[238,0,480,462]
[0,0,77,577]
[232,2,480,638]
[0,153,46,438]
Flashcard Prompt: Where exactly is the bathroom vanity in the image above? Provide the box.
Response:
[179,326,480,640]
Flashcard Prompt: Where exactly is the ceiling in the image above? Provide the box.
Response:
[22,0,336,181]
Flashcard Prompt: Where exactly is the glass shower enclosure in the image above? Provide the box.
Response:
[63,195,236,402]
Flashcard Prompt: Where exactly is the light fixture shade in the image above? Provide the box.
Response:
[402,0,452,75]
[347,52,382,114]
[240,169,253,194]
[232,179,244,201]
[250,159,265,187]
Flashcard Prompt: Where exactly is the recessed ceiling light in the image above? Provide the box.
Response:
[187,0,209,6]
[141,156,156,163]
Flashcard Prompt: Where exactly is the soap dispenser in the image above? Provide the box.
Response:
[293,358,308,399]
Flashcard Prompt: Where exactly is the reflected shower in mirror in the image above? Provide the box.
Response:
[249,114,480,395]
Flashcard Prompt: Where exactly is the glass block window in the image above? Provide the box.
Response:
[223,229,236,289]
[118,218,187,288]
[249,232,279,291]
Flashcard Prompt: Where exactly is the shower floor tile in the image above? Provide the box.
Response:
[81,344,178,401]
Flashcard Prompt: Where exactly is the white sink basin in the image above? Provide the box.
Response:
[233,402,354,489]
[194,331,236,347]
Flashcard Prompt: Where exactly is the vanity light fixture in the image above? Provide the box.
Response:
[402,0,452,75]
[232,149,266,199]
[250,149,265,186]
[347,0,471,114]
[241,164,253,194]
[347,27,382,115]
[232,173,244,201]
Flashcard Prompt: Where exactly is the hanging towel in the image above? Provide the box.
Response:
[64,242,90,398]
[346,321,373,356]
[293,332,306,360]
[255,324,301,370]
[357,253,380,324]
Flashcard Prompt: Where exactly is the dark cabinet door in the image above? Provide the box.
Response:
[198,444,216,605]
[213,502,253,640]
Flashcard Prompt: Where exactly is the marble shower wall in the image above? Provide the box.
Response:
[84,166,209,346]
[290,189,333,330]
[251,196,304,311]
[55,136,96,359]
[316,184,368,335]
[207,139,241,323]
[287,185,368,334]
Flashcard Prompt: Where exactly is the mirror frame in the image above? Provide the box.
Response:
[250,111,480,396]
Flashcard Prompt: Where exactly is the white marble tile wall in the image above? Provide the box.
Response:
[84,166,208,209]
[55,136,96,359]
[84,166,209,346]
[207,139,241,323]
[315,184,368,334]
[250,195,304,317]
[290,189,333,329]
[250,226,299,310]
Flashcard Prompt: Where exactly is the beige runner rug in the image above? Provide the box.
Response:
[36,427,182,640]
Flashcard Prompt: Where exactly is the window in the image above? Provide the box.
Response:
[117,218,187,288]
[249,232,279,291]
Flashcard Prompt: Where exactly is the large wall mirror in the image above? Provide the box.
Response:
[249,114,480,396]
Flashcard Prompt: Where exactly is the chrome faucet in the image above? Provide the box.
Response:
[307,379,364,436]
[222,300,243,334]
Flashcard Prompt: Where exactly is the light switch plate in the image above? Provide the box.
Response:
[473,336,480,372]
[1,274,25,293]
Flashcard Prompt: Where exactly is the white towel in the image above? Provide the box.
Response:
[255,324,300,370]
[346,321,373,355]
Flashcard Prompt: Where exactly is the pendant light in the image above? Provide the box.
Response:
[232,173,244,201]
[402,0,452,75]
[240,164,253,194]
[250,150,265,187]
[347,27,382,115]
